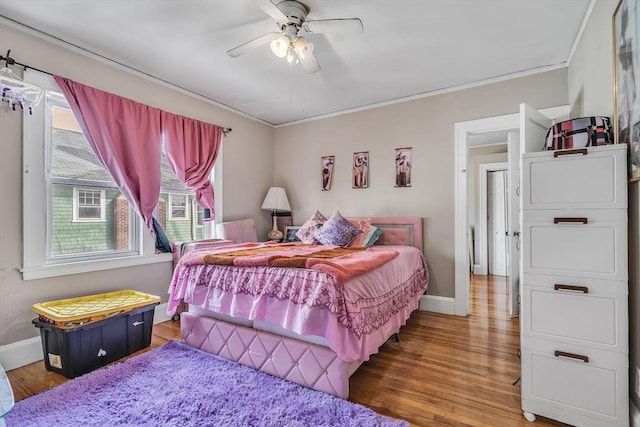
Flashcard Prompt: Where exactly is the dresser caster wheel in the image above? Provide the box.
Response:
[523,411,536,422]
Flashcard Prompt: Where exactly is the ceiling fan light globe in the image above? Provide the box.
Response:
[270,36,289,58]
[294,37,314,59]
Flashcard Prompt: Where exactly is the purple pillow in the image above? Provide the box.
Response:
[313,211,362,247]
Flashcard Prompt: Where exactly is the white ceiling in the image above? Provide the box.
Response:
[0,0,592,126]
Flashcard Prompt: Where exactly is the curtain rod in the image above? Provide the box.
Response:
[1,49,52,76]
[1,49,233,135]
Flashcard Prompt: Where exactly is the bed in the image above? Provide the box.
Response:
[167,216,429,398]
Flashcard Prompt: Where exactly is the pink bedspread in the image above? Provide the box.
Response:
[168,244,429,362]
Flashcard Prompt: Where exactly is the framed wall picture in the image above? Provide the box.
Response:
[284,226,301,242]
[613,0,640,182]
[321,155,335,191]
[352,151,369,189]
[395,147,412,187]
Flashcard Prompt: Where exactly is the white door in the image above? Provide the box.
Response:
[520,103,553,154]
[488,170,508,276]
[516,104,553,316]
[507,131,521,316]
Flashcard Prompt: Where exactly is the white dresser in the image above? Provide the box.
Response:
[520,144,629,427]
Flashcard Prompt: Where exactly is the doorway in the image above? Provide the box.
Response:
[454,104,570,317]
[470,154,510,315]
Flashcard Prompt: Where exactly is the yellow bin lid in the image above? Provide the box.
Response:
[32,290,160,325]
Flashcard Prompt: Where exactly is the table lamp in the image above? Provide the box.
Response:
[261,187,291,241]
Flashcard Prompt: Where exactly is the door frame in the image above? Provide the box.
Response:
[453,105,569,316]
[477,162,509,276]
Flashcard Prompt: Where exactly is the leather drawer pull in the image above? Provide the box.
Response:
[553,217,588,224]
[554,148,588,157]
[555,351,589,363]
[554,284,589,293]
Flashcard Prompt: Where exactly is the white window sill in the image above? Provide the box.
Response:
[21,253,173,280]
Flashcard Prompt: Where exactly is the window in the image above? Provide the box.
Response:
[73,188,105,222]
[168,194,188,220]
[22,70,222,279]
[31,90,139,263]
[22,71,162,279]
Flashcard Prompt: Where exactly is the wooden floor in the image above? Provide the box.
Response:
[7,274,568,426]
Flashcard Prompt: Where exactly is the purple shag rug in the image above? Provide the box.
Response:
[7,340,407,427]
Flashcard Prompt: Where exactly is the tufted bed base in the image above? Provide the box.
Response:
[181,311,360,398]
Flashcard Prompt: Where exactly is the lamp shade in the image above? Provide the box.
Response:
[261,187,291,212]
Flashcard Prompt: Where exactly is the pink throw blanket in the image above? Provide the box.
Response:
[179,242,398,285]
[305,247,398,284]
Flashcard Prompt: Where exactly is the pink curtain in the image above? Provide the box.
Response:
[161,111,223,219]
[54,76,162,230]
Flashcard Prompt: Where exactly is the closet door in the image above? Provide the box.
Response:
[488,170,508,276]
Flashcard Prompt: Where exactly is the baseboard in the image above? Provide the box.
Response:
[632,398,640,427]
[0,302,172,372]
[420,295,455,315]
[0,336,43,371]
[153,302,172,323]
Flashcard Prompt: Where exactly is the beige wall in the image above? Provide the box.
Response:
[274,69,568,298]
[568,0,640,407]
[0,23,274,345]
[568,0,617,118]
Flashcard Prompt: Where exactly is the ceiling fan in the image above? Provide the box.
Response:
[226,0,363,74]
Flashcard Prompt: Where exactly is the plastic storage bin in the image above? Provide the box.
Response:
[32,290,160,328]
[32,290,160,378]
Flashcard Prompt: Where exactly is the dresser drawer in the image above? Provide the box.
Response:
[522,278,627,353]
[522,144,627,210]
[521,342,628,427]
[522,210,627,281]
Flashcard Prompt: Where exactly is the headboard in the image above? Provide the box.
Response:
[348,216,423,253]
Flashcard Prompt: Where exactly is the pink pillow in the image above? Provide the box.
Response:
[295,210,327,243]
[348,218,383,248]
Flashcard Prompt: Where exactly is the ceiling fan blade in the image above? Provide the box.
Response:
[227,32,280,57]
[254,0,288,22]
[303,18,363,34]
[295,49,321,74]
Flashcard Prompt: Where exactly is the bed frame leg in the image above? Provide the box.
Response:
[394,332,400,342]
